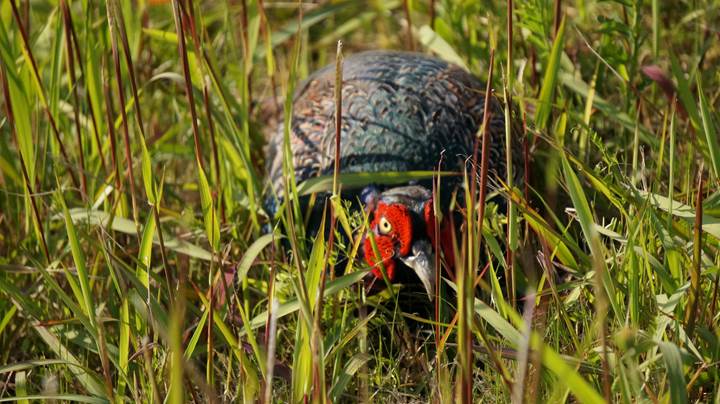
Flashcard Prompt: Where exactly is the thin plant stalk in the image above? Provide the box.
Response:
[685,164,704,337]
[61,0,87,199]
[402,0,414,51]
[171,0,217,387]
[505,0,516,305]
[107,3,140,236]
[65,2,106,174]
[429,0,435,29]
[171,0,205,171]
[9,0,79,189]
[460,48,495,403]
[0,66,51,264]
[102,56,122,195]
[180,2,224,224]
[109,0,147,139]
[312,39,343,404]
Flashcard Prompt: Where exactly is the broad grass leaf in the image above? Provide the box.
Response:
[61,209,213,261]
[640,191,720,240]
[139,136,155,204]
[417,25,468,70]
[57,190,97,328]
[136,212,156,289]
[297,171,458,196]
[197,162,220,251]
[329,353,372,402]
[242,271,368,335]
[657,341,688,403]
[535,17,566,130]
[696,76,720,179]
[536,333,605,404]
[237,232,278,283]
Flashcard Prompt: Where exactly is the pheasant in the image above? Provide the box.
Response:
[265,50,522,299]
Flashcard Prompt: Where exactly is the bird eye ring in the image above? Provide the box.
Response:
[378,216,393,235]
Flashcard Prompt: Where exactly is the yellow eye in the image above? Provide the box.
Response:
[378,216,393,235]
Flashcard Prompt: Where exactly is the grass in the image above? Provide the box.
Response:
[1,0,719,402]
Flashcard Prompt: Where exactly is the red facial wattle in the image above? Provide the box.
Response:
[423,199,456,276]
[363,202,412,280]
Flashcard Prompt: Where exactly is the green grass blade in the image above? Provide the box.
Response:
[197,162,220,252]
[669,53,700,129]
[242,270,368,335]
[297,171,459,196]
[237,232,277,283]
[535,333,605,404]
[0,395,108,404]
[535,16,565,130]
[61,209,212,261]
[136,210,156,290]
[640,190,720,239]
[657,341,688,403]
[329,353,372,402]
[696,75,720,179]
[57,190,97,329]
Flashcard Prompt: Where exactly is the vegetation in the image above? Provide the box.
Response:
[1,0,719,402]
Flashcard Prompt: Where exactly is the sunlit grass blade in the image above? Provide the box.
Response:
[61,209,213,260]
[241,271,368,336]
[657,341,688,403]
[297,171,459,196]
[535,16,565,130]
[696,76,720,179]
[639,191,720,239]
[56,188,97,329]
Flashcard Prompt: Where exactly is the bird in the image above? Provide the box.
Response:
[265,50,522,300]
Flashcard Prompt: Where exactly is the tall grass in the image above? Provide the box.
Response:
[1,1,719,402]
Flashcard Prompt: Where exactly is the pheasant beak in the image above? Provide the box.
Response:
[398,239,436,300]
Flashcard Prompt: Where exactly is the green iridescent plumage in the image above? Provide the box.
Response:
[265,50,522,214]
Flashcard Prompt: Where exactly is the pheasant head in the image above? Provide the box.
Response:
[361,185,455,300]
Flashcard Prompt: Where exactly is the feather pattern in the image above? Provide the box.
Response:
[265,50,522,212]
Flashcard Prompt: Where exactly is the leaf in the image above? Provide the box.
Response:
[562,156,621,321]
[696,75,720,179]
[197,162,220,251]
[57,190,97,328]
[329,353,372,402]
[241,270,368,335]
[445,279,521,344]
[141,27,178,43]
[0,395,108,403]
[117,297,130,398]
[561,157,602,260]
[32,326,106,397]
[237,232,279,283]
[0,305,16,336]
[0,359,79,374]
[417,25,468,70]
[13,371,27,404]
[669,53,700,129]
[535,16,566,129]
[640,191,720,239]
[523,212,579,269]
[183,308,208,360]
[136,212,156,289]
[139,135,156,204]
[536,333,605,404]
[60,209,212,261]
[297,171,458,196]
[657,341,688,403]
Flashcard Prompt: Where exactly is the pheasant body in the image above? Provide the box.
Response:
[265,51,522,297]
[267,51,519,197]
